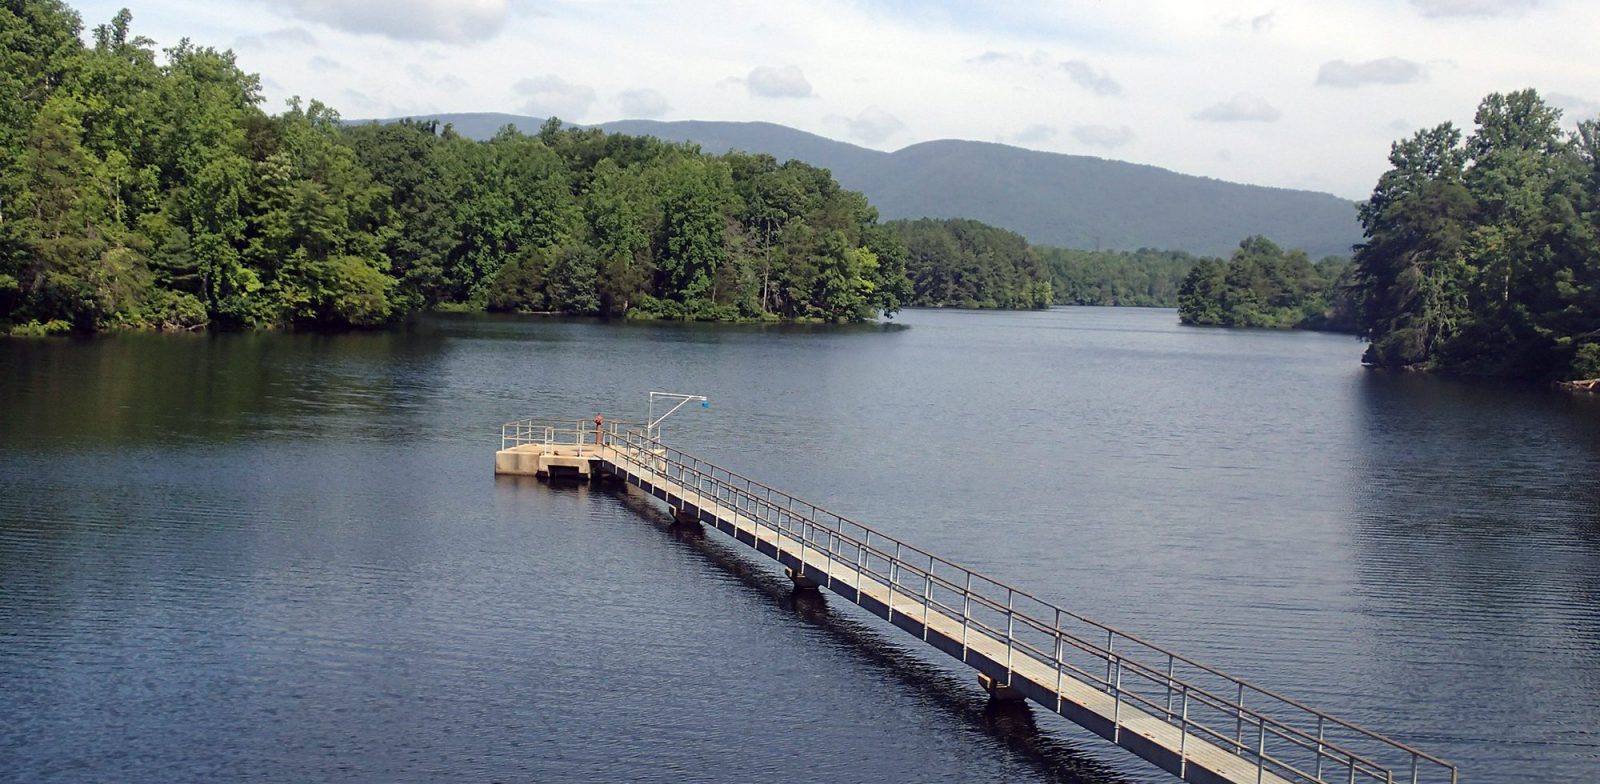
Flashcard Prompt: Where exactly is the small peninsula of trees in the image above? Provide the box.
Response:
[1353,90,1600,382]
[1177,237,1357,331]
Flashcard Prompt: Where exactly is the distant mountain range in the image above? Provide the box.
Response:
[357,112,1362,258]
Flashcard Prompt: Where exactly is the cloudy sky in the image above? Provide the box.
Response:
[75,0,1600,199]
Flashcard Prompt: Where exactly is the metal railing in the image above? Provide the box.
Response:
[500,418,644,451]
[586,423,1459,784]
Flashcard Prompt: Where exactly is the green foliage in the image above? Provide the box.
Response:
[9,318,73,336]
[1177,236,1358,331]
[0,5,926,333]
[887,217,1052,309]
[1355,90,1600,381]
[1042,246,1201,307]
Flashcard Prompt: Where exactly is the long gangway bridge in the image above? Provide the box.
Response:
[495,417,1459,784]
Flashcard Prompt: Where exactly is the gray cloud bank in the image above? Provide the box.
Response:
[261,0,510,43]
[1072,124,1134,147]
[1194,93,1281,122]
[847,106,904,144]
[617,88,671,119]
[1060,60,1121,97]
[1409,0,1539,18]
[744,65,814,99]
[514,74,596,120]
[970,50,1121,97]
[1317,58,1425,88]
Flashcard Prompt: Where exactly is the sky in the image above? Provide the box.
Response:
[74,0,1600,200]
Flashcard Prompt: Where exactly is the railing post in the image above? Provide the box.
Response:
[921,556,932,637]
[1165,653,1175,721]
[856,531,868,593]
[888,542,901,623]
[1104,630,1115,692]
[961,571,972,658]
[1052,608,1064,713]
[1315,715,1326,781]
[796,516,806,571]
[1111,655,1122,741]
[1410,754,1419,784]
[1005,588,1015,685]
[1256,715,1266,784]
[1235,682,1246,753]
[1179,685,1190,777]
[1347,753,1357,784]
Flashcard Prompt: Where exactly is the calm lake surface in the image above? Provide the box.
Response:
[2,307,1598,783]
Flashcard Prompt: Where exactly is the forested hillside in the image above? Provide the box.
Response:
[0,2,919,333]
[1354,90,1600,382]
[375,114,1366,259]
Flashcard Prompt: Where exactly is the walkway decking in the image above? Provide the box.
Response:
[495,419,1459,784]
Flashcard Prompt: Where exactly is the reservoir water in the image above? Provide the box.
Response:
[2,307,1597,783]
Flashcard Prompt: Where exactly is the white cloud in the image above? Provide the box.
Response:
[973,51,1121,96]
[1409,0,1539,18]
[259,0,510,43]
[1221,11,1275,32]
[1317,58,1425,88]
[744,65,814,99]
[1194,93,1281,123]
[968,49,1051,68]
[1549,93,1600,122]
[513,75,596,121]
[1072,124,1135,147]
[1012,124,1057,144]
[130,0,1600,199]
[617,88,671,119]
[1060,59,1121,96]
[234,27,316,48]
[845,106,904,144]
[968,50,1015,65]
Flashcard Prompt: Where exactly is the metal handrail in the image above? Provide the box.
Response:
[579,423,1458,784]
[500,418,645,450]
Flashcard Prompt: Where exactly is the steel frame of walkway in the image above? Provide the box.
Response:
[497,419,1459,784]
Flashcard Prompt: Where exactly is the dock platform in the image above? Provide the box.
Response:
[495,418,1458,784]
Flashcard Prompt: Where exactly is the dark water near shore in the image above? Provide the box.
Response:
[2,307,1598,783]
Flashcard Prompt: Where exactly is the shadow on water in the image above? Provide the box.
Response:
[1347,371,1600,772]
[0,327,455,449]
[425,310,913,343]
[599,483,1134,784]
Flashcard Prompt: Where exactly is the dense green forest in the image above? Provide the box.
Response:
[1354,90,1600,381]
[887,218,1052,309]
[1043,247,1201,307]
[0,2,922,333]
[887,217,1315,312]
[1176,237,1358,331]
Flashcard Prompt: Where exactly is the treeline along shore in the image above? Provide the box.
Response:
[0,1,1315,335]
[5,5,1595,384]
[1177,90,1600,384]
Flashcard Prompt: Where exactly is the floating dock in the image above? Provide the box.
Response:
[496,418,1458,784]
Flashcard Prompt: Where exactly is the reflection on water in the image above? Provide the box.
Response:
[1350,372,1600,773]
[2,308,1598,783]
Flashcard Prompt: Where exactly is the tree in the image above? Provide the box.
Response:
[1354,90,1600,380]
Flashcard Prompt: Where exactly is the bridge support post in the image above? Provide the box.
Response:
[785,566,821,591]
[671,507,700,526]
[978,672,1025,703]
